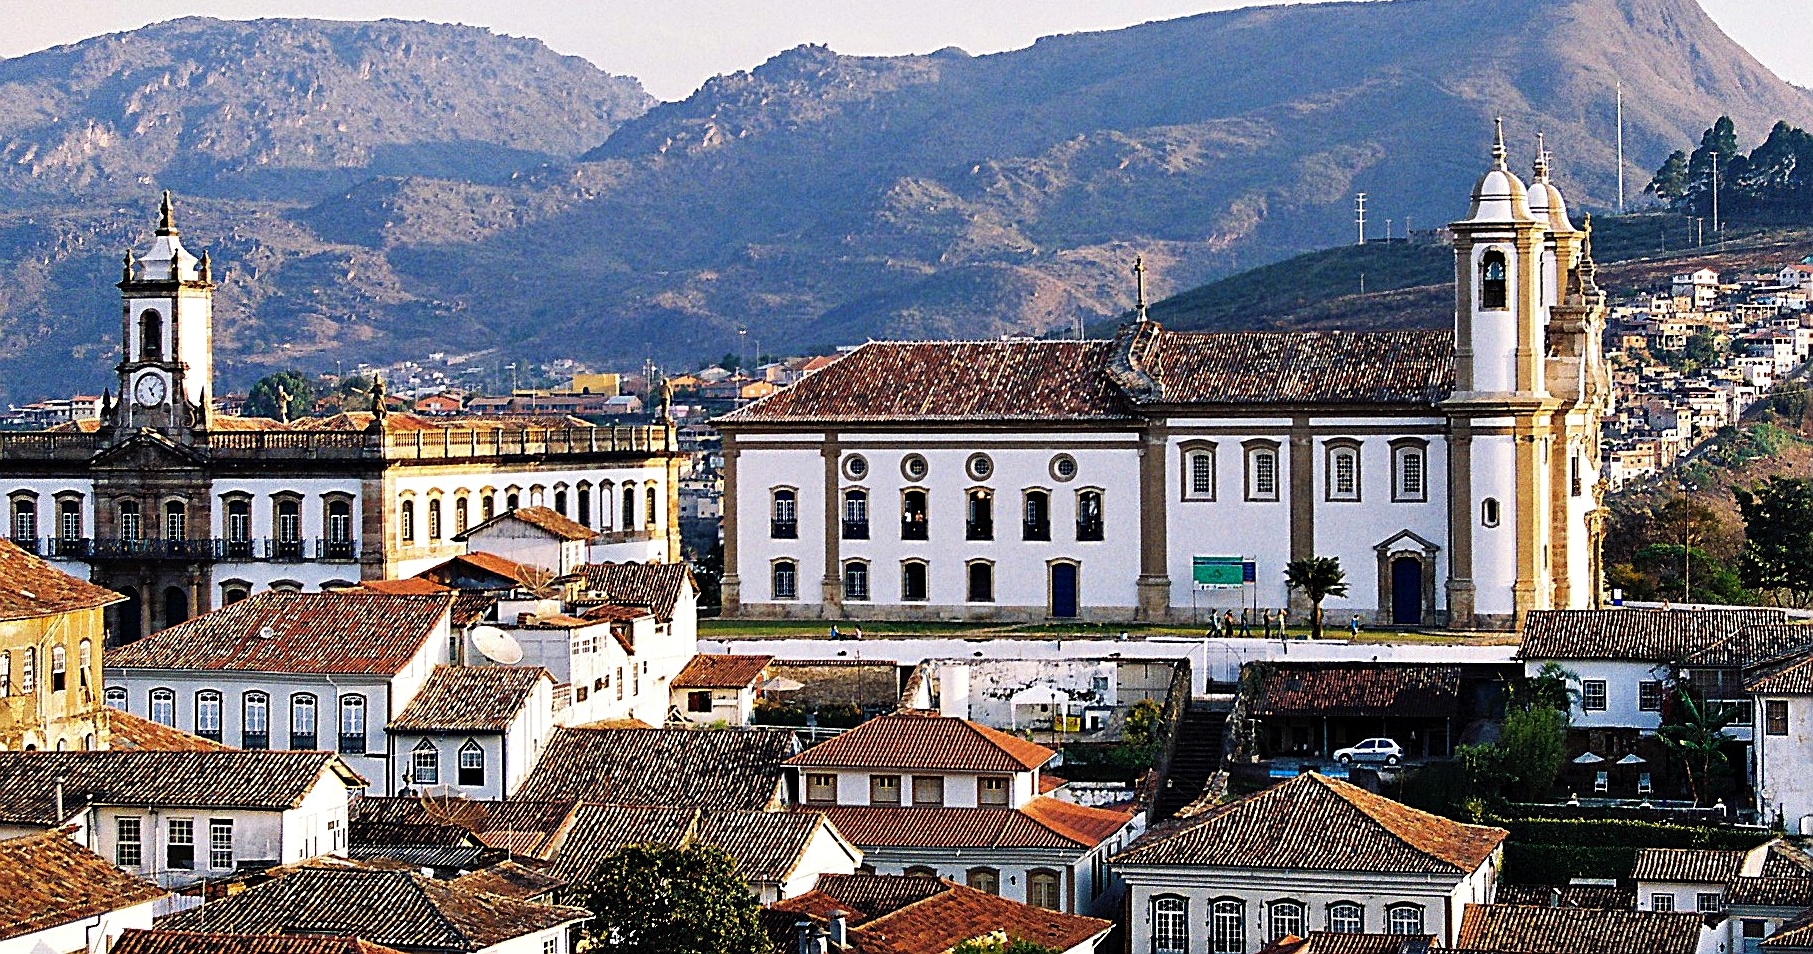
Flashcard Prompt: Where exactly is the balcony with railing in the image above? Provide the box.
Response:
[901,515,928,541]
[339,734,367,755]
[842,517,870,540]
[34,537,360,564]
[241,732,269,750]
[0,423,673,463]
[290,732,317,751]
[1077,517,1104,542]
[1023,517,1050,542]
[771,518,798,539]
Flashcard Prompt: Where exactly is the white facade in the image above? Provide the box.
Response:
[1754,692,1813,833]
[1525,658,1668,731]
[0,897,156,954]
[389,674,554,800]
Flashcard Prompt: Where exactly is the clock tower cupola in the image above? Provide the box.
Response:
[113,191,215,434]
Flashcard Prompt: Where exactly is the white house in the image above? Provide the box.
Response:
[786,711,1138,916]
[1113,773,1506,951]
[0,830,163,954]
[0,750,362,888]
[771,873,1113,954]
[716,129,1610,630]
[103,590,456,793]
[670,654,774,725]
[1748,646,1813,833]
[386,665,554,800]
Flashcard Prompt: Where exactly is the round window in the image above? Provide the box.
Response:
[843,455,870,480]
[966,453,994,481]
[901,454,929,481]
[1050,454,1078,482]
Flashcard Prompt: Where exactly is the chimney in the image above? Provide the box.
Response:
[54,774,66,821]
[1549,887,1562,908]
[828,911,848,949]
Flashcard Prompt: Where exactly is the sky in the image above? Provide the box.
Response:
[0,0,1807,102]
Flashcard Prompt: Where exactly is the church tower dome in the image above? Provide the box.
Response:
[1464,119,1539,225]
[1528,134,1577,235]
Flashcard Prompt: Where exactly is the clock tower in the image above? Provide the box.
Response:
[111,191,215,435]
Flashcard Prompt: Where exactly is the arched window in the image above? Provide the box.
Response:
[771,489,798,538]
[49,646,66,692]
[901,560,929,602]
[290,693,318,749]
[1328,901,1365,933]
[1153,896,1190,954]
[1211,899,1246,954]
[221,583,250,605]
[554,489,568,516]
[843,561,870,602]
[1023,490,1050,541]
[104,685,127,710]
[901,489,928,540]
[1076,489,1104,541]
[1184,445,1217,501]
[507,491,521,511]
[965,867,1000,895]
[967,560,994,603]
[1386,904,1424,935]
[772,560,798,601]
[118,500,142,543]
[1269,900,1307,942]
[1482,497,1501,528]
[164,586,188,626]
[646,486,658,528]
[242,692,270,749]
[621,486,636,529]
[903,865,938,879]
[10,495,36,543]
[458,739,485,787]
[78,639,91,688]
[339,695,367,754]
[453,496,470,536]
[224,497,252,557]
[482,492,497,523]
[195,690,222,740]
[576,486,591,527]
[1326,441,1361,502]
[966,489,993,540]
[163,500,187,541]
[400,499,416,544]
[139,310,164,360]
[411,739,439,786]
[1027,869,1061,910]
[427,498,443,541]
[842,489,869,539]
[1480,249,1509,310]
[1392,440,1428,503]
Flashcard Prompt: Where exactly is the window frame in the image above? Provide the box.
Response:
[1027,868,1062,910]
[116,816,143,867]
[869,774,901,805]
[1391,438,1429,503]
[1651,892,1675,912]
[1244,440,1282,503]
[1766,699,1790,736]
[1075,488,1104,542]
[1327,901,1365,933]
[901,487,929,540]
[901,559,929,602]
[290,693,318,750]
[1180,441,1217,502]
[965,866,1000,895]
[1480,248,1509,311]
[411,739,440,786]
[339,694,368,754]
[966,487,994,541]
[978,775,1011,807]
[1386,903,1424,936]
[209,818,234,870]
[966,560,995,604]
[805,772,839,805]
[1482,497,1501,528]
[167,817,195,870]
[1581,680,1608,712]
[194,689,222,740]
[1269,899,1307,943]
[242,691,270,749]
[842,560,871,602]
[842,488,870,539]
[1697,892,1723,913]
[770,487,799,539]
[1211,898,1246,954]
[1022,488,1051,541]
[150,688,175,727]
[1152,896,1189,954]
[1325,439,1363,502]
[771,559,799,601]
[912,775,945,806]
[458,738,486,787]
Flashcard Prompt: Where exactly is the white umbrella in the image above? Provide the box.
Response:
[760,676,805,692]
[1617,753,1647,765]
[1572,751,1605,764]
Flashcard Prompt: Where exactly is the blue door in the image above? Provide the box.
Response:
[1051,562,1078,618]
[1391,556,1423,626]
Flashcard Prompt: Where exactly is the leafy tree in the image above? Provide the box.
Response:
[1734,477,1813,607]
[1657,690,1738,806]
[1647,150,1691,203]
[951,936,1060,954]
[243,370,316,421]
[1284,556,1348,640]
[1682,116,1744,216]
[1123,697,1163,748]
[580,843,774,954]
[1497,704,1569,802]
[1520,662,1579,712]
[1729,121,1813,215]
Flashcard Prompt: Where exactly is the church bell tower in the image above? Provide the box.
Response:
[112,191,215,435]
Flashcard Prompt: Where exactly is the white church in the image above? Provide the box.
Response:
[717,125,1610,630]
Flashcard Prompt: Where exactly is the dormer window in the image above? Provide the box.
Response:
[1481,250,1508,310]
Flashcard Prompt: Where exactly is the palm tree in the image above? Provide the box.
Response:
[1657,689,1738,806]
[1284,556,1349,640]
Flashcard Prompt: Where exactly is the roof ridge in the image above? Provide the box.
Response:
[1314,774,1477,872]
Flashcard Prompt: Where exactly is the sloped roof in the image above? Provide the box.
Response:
[0,537,123,621]
[814,797,1131,850]
[1453,903,1705,954]
[1686,623,1813,667]
[457,506,595,543]
[105,591,451,675]
[1115,323,1455,406]
[694,809,852,884]
[157,867,588,952]
[450,862,568,902]
[1249,663,1464,718]
[1259,935,1434,954]
[786,712,1055,773]
[1747,648,1813,695]
[514,725,794,810]
[1519,608,1790,662]
[1115,773,1505,874]
[104,709,231,752]
[1630,847,1746,884]
[0,831,165,941]
[112,933,407,954]
[359,577,451,595]
[771,875,1110,954]
[0,751,357,825]
[1492,884,1635,910]
[391,666,550,732]
[544,804,697,883]
[673,654,774,689]
[350,798,577,859]
[573,562,696,623]
[429,551,544,587]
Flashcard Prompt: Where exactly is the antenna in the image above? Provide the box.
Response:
[1616,80,1626,214]
[1355,193,1367,246]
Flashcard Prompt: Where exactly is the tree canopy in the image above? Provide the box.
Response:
[1648,116,1813,218]
[1284,556,1349,640]
[242,370,316,421]
[579,843,774,954]
[1735,477,1813,607]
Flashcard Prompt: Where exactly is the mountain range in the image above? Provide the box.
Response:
[0,0,1808,403]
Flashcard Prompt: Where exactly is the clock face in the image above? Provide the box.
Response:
[134,373,168,408]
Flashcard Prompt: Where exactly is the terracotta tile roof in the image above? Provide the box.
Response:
[673,654,774,689]
[1729,875,1813,908]
[1454,904,1705,954]
[360,577,451,595]
[457,506,595,543]
[550,805,851,889]
[812,797,1131,850]
[1630,847,1747,883]
[694,809,850,884]
[580,604,653,623]
[450,862,568,901]
[718,340,1134,425]
[452,593,500,628]
[1493,884,1635,910]
[1249,663,1463,718]
[1112,323,1456,407]
[545,804,698,883]
[0,537,123,621]
[1763,910,1813,951]
[104,708,231,752]
[771,875,1110,954]
[1115,773,1505,873]
[1519,608,1791,662]
[514,725,795,810]
[773,873,948,924]
[350,798,578,860]
[430,551,544,587]
[1259,935,1434,954]
[786,712,1055,773]
[1746,648,1813,695]
[159,867,589,952]
[391,666,550,732]
[1686,623,1813,668]
[0,751,357,825]
[573,562,696,624]
[113,932,407,954]
[0,830,165,941]
[104,591,452,675]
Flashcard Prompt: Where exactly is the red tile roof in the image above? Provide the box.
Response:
[573,562,696,623]
[1112,322,1454,406]
[449,862,568,901]
[113,932,407,954]
[1630,847,1747,884]
[105,709,231,752]
[0,751,360,825]
[1747,648,1813,695]
[1115,773,1505,874]
[1250,663,1464,718]
[772,875,1110,954]
[672,654,773,689]
[458,506,595,543]
[361,577,451,595]
[1454,903,1706,954]
[433,551,544,585]
[786,712,1055,773]
[811,797,1131,850]
[0,538,123,621]
[0,830,164,941]
[391,666,550,732]
[1519,608,1790,662]
[1259,935,1434,954]
[514,725,795,810]
[104,591,451,675]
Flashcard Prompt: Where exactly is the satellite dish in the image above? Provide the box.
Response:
[469,625,524,665]
[257,626,277,640]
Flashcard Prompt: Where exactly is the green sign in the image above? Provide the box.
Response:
[1193,555,1246,587]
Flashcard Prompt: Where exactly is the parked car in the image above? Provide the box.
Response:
[1333,738,1404,766]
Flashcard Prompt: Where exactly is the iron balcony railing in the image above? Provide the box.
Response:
[842,517,869,540]
[771,518,798,539]
[34,537,360,563]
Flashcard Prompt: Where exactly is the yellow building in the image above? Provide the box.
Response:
[0,538,122,750]
[560,372,621,396]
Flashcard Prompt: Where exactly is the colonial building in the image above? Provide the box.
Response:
[0,538,122,751]
[0,194,681,642]
[716,128,1610,629]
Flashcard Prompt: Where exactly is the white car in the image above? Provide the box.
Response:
[1334,738,1404,766]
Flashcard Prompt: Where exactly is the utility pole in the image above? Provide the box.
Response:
[1386,218,1393,242]
[1355,193,1367,246]
[1616,80,1626,214]
[1709,151,1721,241]
[1679,480,1694,604]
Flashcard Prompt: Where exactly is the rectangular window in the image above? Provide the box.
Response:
[978,776,1010,806]
[1651,893,1675,912]
[870,774,901,805]
[912,775,945,806]
[1697,892,1723,913]
[1248,448,1279,501]
[806,773,838,804]
[339,696,366,755]
[1328,446,1359,501]
[167,818,195,870]
[209,818,234,870]
[1186,450,1216,500]
[688,690,713,713]
[116,816,142,867]
[1582,680,1608,711]
[772,561,798,600]
[542,937,559,954]
[1153,898,1189,954]
[1767,700,1789,736]
[1639,681,1663,712]
[1394,446,1426,501]
[459,744,485,787]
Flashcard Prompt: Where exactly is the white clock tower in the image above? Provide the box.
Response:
[113,191,215,433]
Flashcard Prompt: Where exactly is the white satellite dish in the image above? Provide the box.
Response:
[469,625,524,665]
[257,626,277,640]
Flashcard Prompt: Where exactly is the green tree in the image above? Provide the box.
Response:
[1734,477,1813,607]
[579,843,774,954]
[243,370,316,421]
[951,936,1060,954]
[1497,704,1569,802]
[1657,690,1738,806]
[1728,121,1813,214]
[1123,697,1163,748]
[1647,149,1691,203]
[1284,556,1348,640]
[1683,116,1743,216]
[1521,662,1579,712]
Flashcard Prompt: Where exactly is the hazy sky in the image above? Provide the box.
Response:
[2,0,1807,102]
